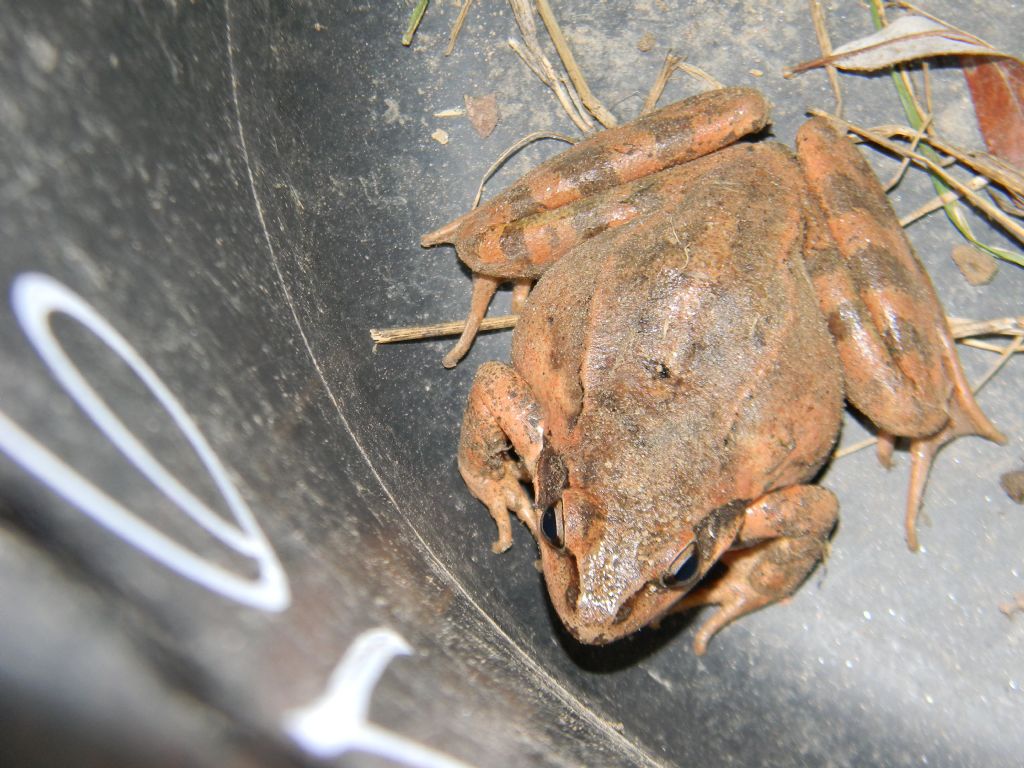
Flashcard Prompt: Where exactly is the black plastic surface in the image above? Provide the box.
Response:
[1,2,1022,767]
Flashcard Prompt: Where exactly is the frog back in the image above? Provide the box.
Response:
[513,142,843,508]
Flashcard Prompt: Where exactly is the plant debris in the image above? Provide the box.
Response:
[963,57,1024,213]
[431,128,449,145]
[951,244,998,285]
[789,14,1018,74]
[446,0,475,56]
[507,0,594,134]
[402,0,429,47]
[1001,469,1024,504]
[465,93,499,138]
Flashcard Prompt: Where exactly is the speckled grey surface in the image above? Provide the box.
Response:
[0,2,1021,767]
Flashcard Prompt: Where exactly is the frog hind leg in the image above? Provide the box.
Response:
[424,89,772,367]
[796,117,1004,549]
[458,361,545,552]
[674,485,838,655]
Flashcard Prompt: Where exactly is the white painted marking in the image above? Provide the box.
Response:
[0,273,289,611]
[284,628,474,767]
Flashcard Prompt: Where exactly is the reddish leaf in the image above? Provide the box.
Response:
[963,57,1024,170]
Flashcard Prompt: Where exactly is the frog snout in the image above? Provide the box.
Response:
[575,591,635,629]
[548,554,648,644]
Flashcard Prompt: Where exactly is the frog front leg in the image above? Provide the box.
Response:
[674,485,839,655]
[796,117,1004,550]
[458,361,546,553]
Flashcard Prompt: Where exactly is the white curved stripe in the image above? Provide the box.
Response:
[1,272,289,611]
[285,628,475,768]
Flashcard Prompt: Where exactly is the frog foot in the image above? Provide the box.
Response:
[673,485,838,655]
[460,457,536,553]
[904,389,1005,551]
[457,361,546,552]
[674,550,781,655]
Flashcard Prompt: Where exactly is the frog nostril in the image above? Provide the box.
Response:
[565,582,579,610]
[614,596,635,625]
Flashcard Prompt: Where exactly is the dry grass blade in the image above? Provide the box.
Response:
[948,315,1024,339]
[534,0,618,127]
[642,52,681,115]
[640,55,723,115]
[883,113,933,191]
[973,335,1024,391]
[445,0,475,56]
[371,315,518,344]
[874,125,1024,199]
[899,175,989,227]
[508,0,593,133]
[808,0,844,117]
[673,62,725,91]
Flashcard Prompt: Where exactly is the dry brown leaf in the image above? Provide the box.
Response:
[465,93,499,138]
[963,57,1024,213]
[964,57,1024,168]
[790,15,1014,74]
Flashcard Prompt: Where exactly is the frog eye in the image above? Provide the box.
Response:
[661,542,700,589]
[540,501,565,550]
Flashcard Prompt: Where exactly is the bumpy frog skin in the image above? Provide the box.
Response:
[421,88,1004,654]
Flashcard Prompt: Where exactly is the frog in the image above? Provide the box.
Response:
[420,87,1004,653]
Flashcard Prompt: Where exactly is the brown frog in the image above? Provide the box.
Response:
[421,88,1004,653]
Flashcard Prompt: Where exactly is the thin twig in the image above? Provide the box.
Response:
[883,113,932,191]
[808,0,843,117]
[872,125,1024,198]
[371,314,1023,353]
[642,52,681,114]
[972,336,1024,391]
[371,314,517,344]
[899,176,989,227]
[534,0,618,127]
[471,131,577,209]
[833,437,877,460]
[961,339,1022,353]
[948,315,1024,339]
[445,0,474,56]
[508,1,593,133]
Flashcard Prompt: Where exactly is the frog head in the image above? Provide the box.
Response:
[534,485,746,644]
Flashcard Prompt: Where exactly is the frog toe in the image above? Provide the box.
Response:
[676,578,774,655]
